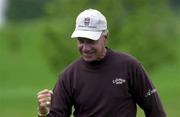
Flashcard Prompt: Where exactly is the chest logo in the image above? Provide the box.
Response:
[112,78,126,85]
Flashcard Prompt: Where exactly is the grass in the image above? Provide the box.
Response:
[136,62,180,117]
[0,26,57,117]
[137,37,180,117]
[0,23,180,117]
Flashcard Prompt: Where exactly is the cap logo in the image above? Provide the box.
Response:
[84,17,90,26]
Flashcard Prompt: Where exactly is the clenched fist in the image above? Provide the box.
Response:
[37,89,53,116]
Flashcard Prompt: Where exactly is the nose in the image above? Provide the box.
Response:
[82,43,91,52]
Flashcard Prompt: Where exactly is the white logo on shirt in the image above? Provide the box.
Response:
[112,78,126,85]
[145,89,157,97]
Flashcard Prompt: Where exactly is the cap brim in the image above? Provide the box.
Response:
[71,30,102,40]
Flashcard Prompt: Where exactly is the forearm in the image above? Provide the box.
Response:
[138,93,167,117]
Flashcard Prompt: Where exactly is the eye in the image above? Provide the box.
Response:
[86,39,96,44]
[77,38,97,44]
[78,38,84,44]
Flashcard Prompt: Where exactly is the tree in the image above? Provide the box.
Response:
[6,0,49,21]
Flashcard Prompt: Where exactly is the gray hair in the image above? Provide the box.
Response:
[101,29,109,37]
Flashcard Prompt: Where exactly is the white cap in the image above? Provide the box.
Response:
[71,9,107,40]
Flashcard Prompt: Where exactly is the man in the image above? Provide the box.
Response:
[37,9,166,117]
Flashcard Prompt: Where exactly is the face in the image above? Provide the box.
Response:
[77,36,107,62]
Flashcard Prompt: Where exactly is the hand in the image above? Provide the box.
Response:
[37,89,53,116]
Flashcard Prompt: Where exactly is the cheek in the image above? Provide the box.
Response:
[96,45,105,55]
[77,44,83,52]
[77,44,82,49]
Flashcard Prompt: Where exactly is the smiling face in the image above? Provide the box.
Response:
[77,36,107,62]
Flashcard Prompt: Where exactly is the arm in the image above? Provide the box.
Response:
[37,73,73,117]
[48,74,73,117]
[129,62,167,117]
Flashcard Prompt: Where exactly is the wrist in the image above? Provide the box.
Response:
[38,110,49,117]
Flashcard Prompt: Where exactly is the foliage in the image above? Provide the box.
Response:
[6,0,49,21]
[3,0,179,72]
[40,20,79,72]
[40,0,178,72]
[0,1,180,117]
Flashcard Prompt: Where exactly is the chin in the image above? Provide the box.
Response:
[83,57,96,62]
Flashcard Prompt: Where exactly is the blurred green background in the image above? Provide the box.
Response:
[0,0,180,117]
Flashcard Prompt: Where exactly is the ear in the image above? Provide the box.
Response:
[103,36,108,45]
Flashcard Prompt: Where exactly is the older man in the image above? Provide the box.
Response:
[37,9,166,117]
